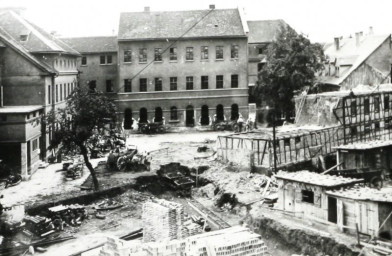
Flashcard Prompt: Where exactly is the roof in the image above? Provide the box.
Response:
[326,185,392,203]
[247,20,287,44]
[0,10,79,55]
[61,36,118,53]
[318,34,391,86]
[334,140,392,150]
[118,8,247,40]
[306,83,392,98]
[0,105,43,114]
[275,170,363,188]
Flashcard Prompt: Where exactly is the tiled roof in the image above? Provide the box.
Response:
[318,34,391,86]
[326,185,392,203]
[275,170,363,188]
[334,140,392,150]
[61,36,118,53]
[247,20,287,44]
[306,83,392,98]
[0,10,79,55]
[118,8,247,40]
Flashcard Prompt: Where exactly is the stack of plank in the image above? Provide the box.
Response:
[142,199,185,242]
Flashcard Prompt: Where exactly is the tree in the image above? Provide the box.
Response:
[254,25,325,120]
[46,87,117,190]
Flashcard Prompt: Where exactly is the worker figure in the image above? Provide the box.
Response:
[213,114,217,124]
[237,113,244,132]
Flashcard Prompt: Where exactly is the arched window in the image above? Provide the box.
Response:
[231,104,239,120]
[170,106,178,120]
[201,105,209,126]
[139,108,148,123]
[154,107,163,123]
[124,108,133,129]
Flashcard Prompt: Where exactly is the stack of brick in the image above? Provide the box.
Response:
[142,199,185,243]
[99,236,145,256]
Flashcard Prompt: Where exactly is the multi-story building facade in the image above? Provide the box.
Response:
[116,7,249,128]
[62,36,118,95]
[0,9,79,177]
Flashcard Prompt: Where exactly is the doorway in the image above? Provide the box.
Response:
[155,107,163,123]
[186,105,194,127]
[231,104,239,120]
[124,108,133,129]
[216,104,224,122]
[201,105,209,126]
[328,197,338,223]
[139,108,148,123]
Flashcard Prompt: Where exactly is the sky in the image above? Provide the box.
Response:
[0,0,391,43]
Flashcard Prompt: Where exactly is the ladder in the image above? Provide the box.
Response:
[294,86,310,124]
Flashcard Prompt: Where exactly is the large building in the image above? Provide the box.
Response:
[116,6,249,128]
[0,9,79,177]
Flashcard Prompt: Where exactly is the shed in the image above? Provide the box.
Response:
[275,171,363,227]
[327,186,392,239]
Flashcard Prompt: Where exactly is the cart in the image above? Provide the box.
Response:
[330,167,383,188]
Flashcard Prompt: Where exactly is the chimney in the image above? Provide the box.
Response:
[369,26,374,35]
[355,32,361,47]
[209,4,215,9]
[144,6,150,12]
[334,37,340,50]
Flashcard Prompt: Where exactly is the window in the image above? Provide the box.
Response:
[140,78,147,92]
[81,56,87,66]
[186,47,194,61]
[154,48,162,61]
[124,79,132,92]
[216,46,223,60]
[302,190,314,204]
[100,55,106,64]
[170,106,178,120]
[186,76,193,90]
[107,55,112,64]
[257,63,265,71]
[20,34,28,41]
[201,76,208,89]
[216,75,223,89]
[88,80,96,93]
[385,95,390,110]
[155,78,162,91]
[169,48,177,61]
[350,126,357,136]
[139,48,147,63]
[375,122,380,131]
[32,138,38,151]
[60,84,63,101]
[351,100,357,116]
[365,123,371,133]
[124,50,132,63]
[170,77,177,91]
[231,75,239,88]
[106,80,113,92]
[374,97,380,113]
[231,45,239,59]
[48,85,51,104]
[201,46,208,60]
[364,98,369,114]
[258,47,263,54]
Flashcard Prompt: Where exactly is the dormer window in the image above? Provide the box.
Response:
[20,34,28,41]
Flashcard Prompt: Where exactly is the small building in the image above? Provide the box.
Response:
[275,171,362,224]
[326,186,392,239]
[0,106,43,178]
[335,140,392,178]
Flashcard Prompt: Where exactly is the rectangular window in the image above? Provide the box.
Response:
[201,46,208,60]
[231,75,239,88]
[231,45,239,59]
[60,84,63,101]
[186,76,193,90]
[201,76,208,89]
[32,138,38,151]
[107,55,112,64]
[169,48,177,61]
[106,80,113,92]
[139,48,147,63]
[140,78,147,92]
[258,48,263,54]
[351,100,357,116]
[302,190,314,204]
[100,55,106,64]
[385,95,390,110]
[155,78,162,91]
[375,122,380,131]
[216,75,223,89]
[154,48,162,61]
[170,77,177,90]
[81,56,87,66]
[48,85,51,104]
[186,47,194,61]
[364,98,369,114]
[124,50,132,63]
[374,97,380,113]
[124,79,132,92]
[216,46,223,60]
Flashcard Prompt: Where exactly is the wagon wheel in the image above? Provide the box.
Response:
[370,176,383,189]
[158,126,165,133]
[141,125,148,134]
[117,156,126,171]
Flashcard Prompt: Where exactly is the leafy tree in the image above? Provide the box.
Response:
[46,87,117,190]
[254,25,325,120]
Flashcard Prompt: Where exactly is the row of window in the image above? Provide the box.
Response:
[349,95,389,116]
[122,45,239,63]
[81,55,113,66]
[123,75,239,92]
[48,82,76,104]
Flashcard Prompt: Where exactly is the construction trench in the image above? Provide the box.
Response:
[0,132,376,256]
